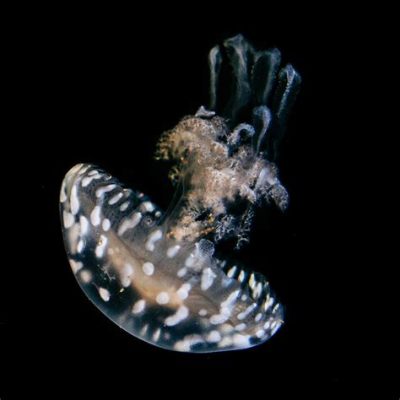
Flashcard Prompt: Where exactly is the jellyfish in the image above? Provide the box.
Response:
[60,34,301,352]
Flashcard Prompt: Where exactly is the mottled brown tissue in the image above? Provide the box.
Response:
[156,115,285,245]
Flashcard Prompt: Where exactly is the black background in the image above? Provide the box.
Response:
[3,5,398,399]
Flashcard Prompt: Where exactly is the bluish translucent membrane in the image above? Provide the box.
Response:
[60,164,284,352]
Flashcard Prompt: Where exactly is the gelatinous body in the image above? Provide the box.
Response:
[60,35,301,352]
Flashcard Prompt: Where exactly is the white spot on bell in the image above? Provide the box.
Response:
[210,314,229,325]
[140,324,149,335]
[256,329,265,338]
[120,262,134,287]
[132,299,146,314]
[81,176,92,187]
[235,323,247,331]
[255,313,263,322]
[252,282,263,299]
[185,254,196,267]
[156,292,170,305]
[237,304,256,320]
[218,336,233,348]
[220,324,234,334]
[109,192,123,205]
[232,334,249,347]
[176,283,191,300]
[70,185,80,215]
[227,266,237,278]
[174,340,191,352]
[272,303,280,314]
[238,270,246,282]
[177,267,187,277]
[70,259,83,274]
[67,223,80,251]
[121,276,131,287]
[80,215,89,235]
[141,201,155,212]
[122,263,134,277]
[201,267,216,291]
[81,173,101,187]
[80,270,92,283]
[142,262,154,276]
[102,218,111,231]
[96,184,116,198]
[152,328,161,342]
[63,211,74,229]
[90,206,101,226]
[271,320,281,335]
[98,287,110,302]
[220,289,240,310]
[165,305,189,326]
[167,245,181,258]
[77,239,84,253]
[95,235,108,258]
[207,330,221,343]
[118,212,141,236]
[264,296,274,311]
[145,229,162,252]
[249,273,256,289]
[60,181,67,203]
[119,201,129,211]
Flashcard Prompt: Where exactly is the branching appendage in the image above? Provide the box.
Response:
[156,34,300,248]
[156,110,288,246]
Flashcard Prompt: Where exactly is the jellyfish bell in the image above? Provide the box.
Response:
[60,34,301,352]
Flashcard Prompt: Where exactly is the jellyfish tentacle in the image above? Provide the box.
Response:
[251,48,282,106]
[272,64,302,127]
[221,34,254,122]
[208,35,301,163]
[252,105,272,154]
[228,123,255,150]
[208,45,223,111]
[269,64,302,161]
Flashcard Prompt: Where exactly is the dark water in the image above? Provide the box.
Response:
[3,7,396,400]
